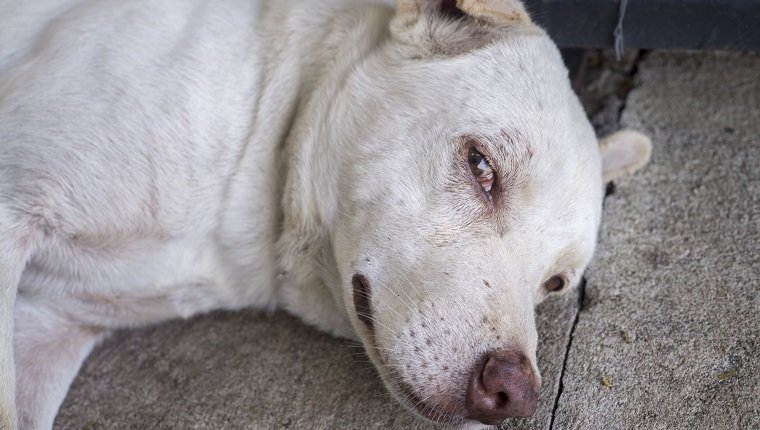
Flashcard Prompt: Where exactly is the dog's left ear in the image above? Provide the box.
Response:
[391,0,535,56]
[453,0,531,25]
[599,130,652,183]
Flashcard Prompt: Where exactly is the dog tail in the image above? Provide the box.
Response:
[0,211,40,430]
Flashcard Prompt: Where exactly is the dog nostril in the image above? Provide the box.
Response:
[352,274,373,330]
[495,391,509,408]
[465,349,540,424]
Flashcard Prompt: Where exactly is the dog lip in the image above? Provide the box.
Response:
[352,273,374,331]
[353,317,461,424]
[391,377,465,425]
[381,366,469,425]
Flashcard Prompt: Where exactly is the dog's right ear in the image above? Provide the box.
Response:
[390,0,536,56]
[599,130,652,183]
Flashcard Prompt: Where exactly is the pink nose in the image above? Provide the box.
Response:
[465,349,540,425]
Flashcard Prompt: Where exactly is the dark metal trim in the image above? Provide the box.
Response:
[524,0,760,51]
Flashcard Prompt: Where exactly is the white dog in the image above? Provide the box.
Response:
[0,0,651,428]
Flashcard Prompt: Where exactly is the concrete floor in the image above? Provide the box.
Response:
[56,50,759,429]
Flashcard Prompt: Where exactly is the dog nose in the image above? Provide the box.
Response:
[465,349,540,424]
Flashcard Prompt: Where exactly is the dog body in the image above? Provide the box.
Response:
[1,1,340,426]
[0,0,650,428]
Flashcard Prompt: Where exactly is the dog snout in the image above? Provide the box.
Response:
[465,349,540,425]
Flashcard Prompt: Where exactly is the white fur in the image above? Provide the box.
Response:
[0,0,650,428]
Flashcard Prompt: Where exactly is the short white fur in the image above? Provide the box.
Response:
[0,0,651,428]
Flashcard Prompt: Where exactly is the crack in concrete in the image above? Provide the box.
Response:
[547,50,646,430]
[615,50,647,124]
[548,277,586,430]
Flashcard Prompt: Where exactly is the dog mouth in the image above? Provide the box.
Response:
[389,371,469,425]
[352,273,374,331]
[352,273,468,424]
[353,277,472,425]
[350,269,543,427]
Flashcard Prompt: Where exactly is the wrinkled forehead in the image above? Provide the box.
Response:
[389,35,598,174]
[390,33,592,148]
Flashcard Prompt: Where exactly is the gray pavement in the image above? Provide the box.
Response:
[553,50,760,430]
[55,50,759,429]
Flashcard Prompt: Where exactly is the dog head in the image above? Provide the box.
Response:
[280,0,651,426]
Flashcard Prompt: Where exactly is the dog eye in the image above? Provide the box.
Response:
[467,148,495,196]
[544,276,566,293]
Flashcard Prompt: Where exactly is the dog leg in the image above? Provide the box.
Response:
[14,299,106,430]
[0,218,38,430]
[0,258,19,430]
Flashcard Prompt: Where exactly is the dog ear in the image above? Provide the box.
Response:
[454,0,531,25]
[599,130,652,183]
[390,0,535,56]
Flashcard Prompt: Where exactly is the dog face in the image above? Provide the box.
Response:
[301,0,651,426]
[332,44,597,427]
